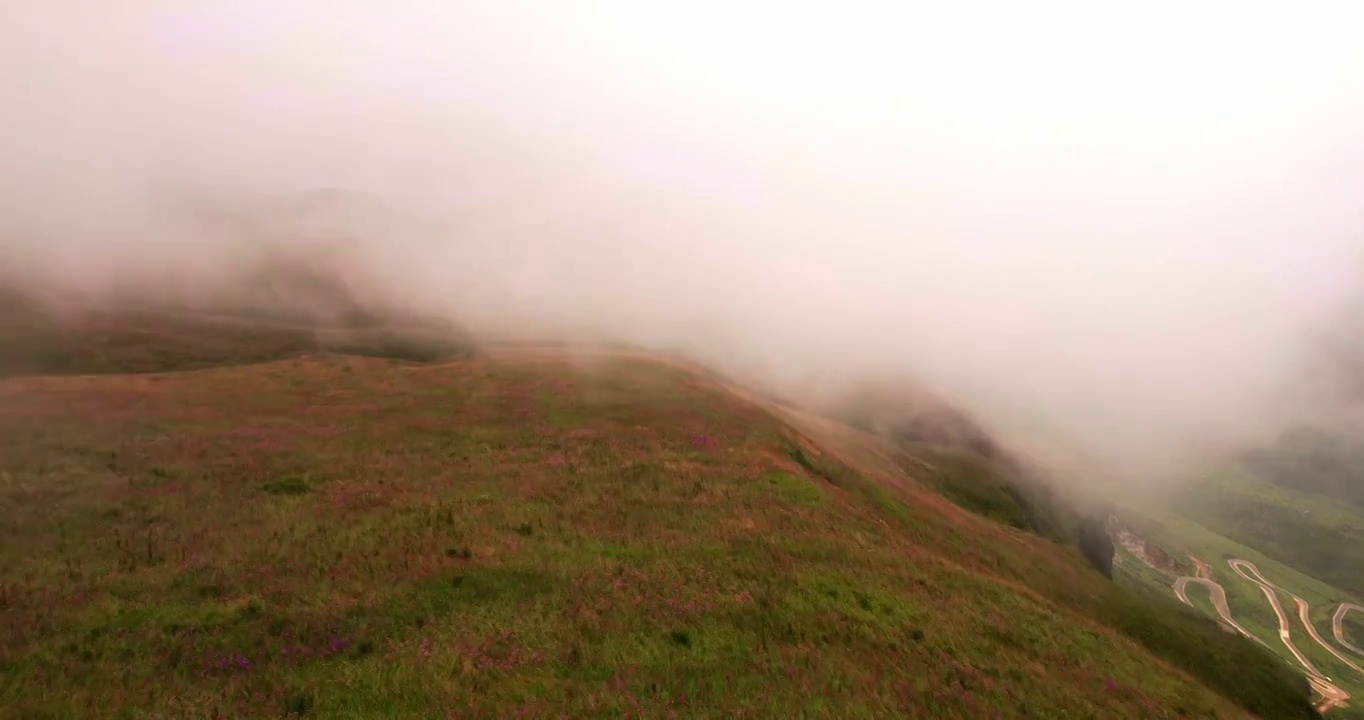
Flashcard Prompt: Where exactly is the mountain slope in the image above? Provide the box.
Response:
[0,309,1316,718]
[1116,511,1364,717]
[1181,469,1364,598]
[1243,427,1364,508]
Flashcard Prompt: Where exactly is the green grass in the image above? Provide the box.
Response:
[0,298,472,377]
[1122,510,1364,717]
[1345,615,1364,651]
[909,449,1035,531]
[1113,543,1186,604]
[1181,469,1364,596]
[761,471,825,507]
[1241,426,1364,507]
[773,428,1312,718]
[838,390,1084,546]
[0,309,1320,718]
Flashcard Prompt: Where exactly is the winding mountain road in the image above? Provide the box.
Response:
[1226,560,1325,678]
[1172,575,1260,644]
[1230,561,1364,675]
[1335,604,1364,658]
[1171,557,1358,713]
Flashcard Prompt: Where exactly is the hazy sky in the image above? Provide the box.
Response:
[4,2,1364,480]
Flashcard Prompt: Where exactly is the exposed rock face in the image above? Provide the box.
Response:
[1078,515,1115,579]
[1144,540,1177,573]
[1114,525,1187,576]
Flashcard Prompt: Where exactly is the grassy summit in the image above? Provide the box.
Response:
[0,302,1317,718]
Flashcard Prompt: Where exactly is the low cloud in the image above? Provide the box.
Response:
[4,2,1363,487]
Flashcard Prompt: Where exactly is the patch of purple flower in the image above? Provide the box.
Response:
[204,652,253,675]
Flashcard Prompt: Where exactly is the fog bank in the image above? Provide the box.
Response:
[4,2,1364,485]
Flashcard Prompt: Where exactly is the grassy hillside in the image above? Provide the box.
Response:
[1117,511,1364,718]
[1181,468,1364,597]
[1242,426,1364,510]
[0,294,471,377]
[0,307,1319,718]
